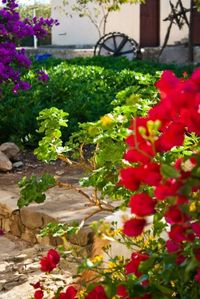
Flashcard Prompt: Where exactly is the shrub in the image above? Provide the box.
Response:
[0,56,195,147]
[0,57,158,146]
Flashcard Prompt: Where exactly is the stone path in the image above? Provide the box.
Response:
[0,234,73,299]
[0,164,112,298]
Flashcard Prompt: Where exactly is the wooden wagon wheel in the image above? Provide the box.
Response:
[94,32,140,60]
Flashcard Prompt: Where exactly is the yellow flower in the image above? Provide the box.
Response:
[100,114,113,126]
[92,255,103,264]
[189,202,197,212]
[76,289,87,299]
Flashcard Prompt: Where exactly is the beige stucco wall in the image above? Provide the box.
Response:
[51,0,139,46]
[51,0,189,47]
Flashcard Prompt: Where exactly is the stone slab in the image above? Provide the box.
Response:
[0,173,111,246]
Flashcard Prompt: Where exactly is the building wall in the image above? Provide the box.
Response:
[51,0,189,47]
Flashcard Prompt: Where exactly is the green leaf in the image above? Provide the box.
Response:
[161,164,181,179]
[17,173,56,208]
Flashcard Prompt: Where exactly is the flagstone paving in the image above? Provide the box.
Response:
[0,161,112,298]
[0,234,73,299]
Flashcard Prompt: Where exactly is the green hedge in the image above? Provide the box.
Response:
[0,56,195,147]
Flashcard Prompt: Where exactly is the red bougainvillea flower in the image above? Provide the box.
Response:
[180,108,200,135]
[155,122,185,152]
[190,67,200,86]
[168,225,194,243]
[192,221,200,238]
[154,179,181,201]
[134,295,151,299]
[164,205,189,225]
[31,281,42,289]
[119,167,141,191]
[85,285,108,299]
[176,195,188,205]
[40,249,60,273]
[129,117,149,140]
[40,256,54,273]
[59,286,77,299]
[129,193,155,217]
[155,70,180,97]
[34,290,44,299]
[140,163,162,187]
[195,267,200,285]
[176,254,186,265]
[124,141,154,164]
[125,252,149,277]
[194,248,200,262]
[117,285,129,298]
[47,249,60,264]
[123,218,147,237]
[0,229,4,236]
[166,240,181,253]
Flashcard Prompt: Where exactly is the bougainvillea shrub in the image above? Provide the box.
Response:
[0,0,58,93]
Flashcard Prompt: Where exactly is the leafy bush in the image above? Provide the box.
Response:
[0,56,195,147]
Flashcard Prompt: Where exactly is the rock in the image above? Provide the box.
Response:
[55,170,65,176]
[13,254,28,263]
[0,142,20,161]
[10,211,24,238]
[0,151,12,172]
[21,229,37,244]
[12,161,23,168]
[20,209,43,230]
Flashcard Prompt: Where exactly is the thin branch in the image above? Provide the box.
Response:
[57,181,93,203]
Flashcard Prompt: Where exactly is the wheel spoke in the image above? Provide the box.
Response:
[119,49,135,55]
[112,35,117,52]
[101,43,115,53]
[115,36,128,54]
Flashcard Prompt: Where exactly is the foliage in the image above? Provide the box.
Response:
[17,66,158,211]
[0,57,160,146]
[23,68,200,299]
[34,107,69,162]
[18,2,51,20]
[66,81,158,204]
[18,173,56,208]
[0,56,196,147]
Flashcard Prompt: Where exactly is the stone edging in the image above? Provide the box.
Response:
[0,187,94,252]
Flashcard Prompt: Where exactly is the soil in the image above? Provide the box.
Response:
[0,151,84,186]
